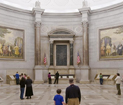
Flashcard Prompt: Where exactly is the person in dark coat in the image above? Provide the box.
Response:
[25,76,33,99]
[65,79,81,105]
[20,77,25,100]
[54,71,59,84]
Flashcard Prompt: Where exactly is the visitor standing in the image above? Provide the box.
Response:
[115,73,122,95]
[65,79,81,105]
[20,77,25,100]
[48,72,52,84]
[53,89,65,105]
[25,76,33,99]
[15,72,19,85]
[54,71,59,84]
[24,74,27,79]
[100,73,103,85]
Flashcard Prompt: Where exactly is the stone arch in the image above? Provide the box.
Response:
[48,28,75,35]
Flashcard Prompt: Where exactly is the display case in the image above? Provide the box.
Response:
[0,77,3,86]
[50,74,75,84]
[6,75,16,85]
[94,74,116,85]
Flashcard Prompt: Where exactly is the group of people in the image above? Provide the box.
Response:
[0,42,22,57]
[48,71,59,85]
[101,42,123,56]
[99,73,122,95]
[15,72,33,100]
[54,79,81,105]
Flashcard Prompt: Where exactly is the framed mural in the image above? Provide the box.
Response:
[0,26,24,60]
[99,25,123,60]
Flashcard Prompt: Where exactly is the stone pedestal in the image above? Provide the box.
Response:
[80,66,90,84]
[34,66,44,84]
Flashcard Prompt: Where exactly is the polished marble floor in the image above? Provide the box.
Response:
[0,83,123,105]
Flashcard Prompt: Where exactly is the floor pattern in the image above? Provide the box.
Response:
[0,83,123,105]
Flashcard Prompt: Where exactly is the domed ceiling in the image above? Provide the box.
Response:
[0,0,122,13]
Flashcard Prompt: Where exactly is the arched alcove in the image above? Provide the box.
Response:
[48,28,75,83]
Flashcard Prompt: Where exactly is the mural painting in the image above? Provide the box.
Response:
[0,26,24,60]
[100,26,123,60]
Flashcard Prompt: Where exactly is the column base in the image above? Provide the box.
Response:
[34,80,44,84]
[79,66,90,84]
[34,65,44,84]
[80,80,90,84]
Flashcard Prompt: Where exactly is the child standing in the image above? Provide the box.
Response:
[53,89,65,105]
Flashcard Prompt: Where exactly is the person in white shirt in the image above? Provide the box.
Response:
[115,73,121,95]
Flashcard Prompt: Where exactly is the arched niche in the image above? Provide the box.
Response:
[48,28,75,78]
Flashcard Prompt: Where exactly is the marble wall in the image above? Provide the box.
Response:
[89,3,123,81]
[0,2,123,83]
[0,4,35,83]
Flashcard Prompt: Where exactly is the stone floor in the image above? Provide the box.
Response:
[0,83,123,105]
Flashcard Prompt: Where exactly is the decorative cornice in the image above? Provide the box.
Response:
[91,2,123,14]
[48,34,75,38]
[32,8,45,15]
[0,3,32,14]
[78,7,91,15]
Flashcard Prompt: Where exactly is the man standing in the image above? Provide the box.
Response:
[15,72,19,85]
[115,73,122,95]
[54,71,59,84]
[65,79,81,105]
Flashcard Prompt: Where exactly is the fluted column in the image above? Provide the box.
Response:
[70,41,73,65]
[50,41,54,65]
[33,1,45,84]
[79,6,91,84]
[35,22,41,65]
[82,21,89,66]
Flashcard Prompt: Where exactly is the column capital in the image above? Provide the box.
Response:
[32,1,45,23]
[50,40,54,44]
[78,7,91,14]
[69,40,74,44]
[78,7,91,23]
[35,22,41,28]
[82,21,89,27]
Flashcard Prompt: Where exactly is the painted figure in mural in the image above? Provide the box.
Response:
[19,47,22,57]
[101,45,105,56]
[111,44,116,56]
[0,42,3,55]
[106,43,111,56]
[3,45,5,56]
[101,39,105,56]
[8,45,11,56]
[14,45,19,57]
[117,43,123,55]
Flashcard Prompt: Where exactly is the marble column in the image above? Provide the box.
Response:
[35,22,41,65]
[70,41,73,65]
[82,21,89,66]
[50,41,54,66]
[79,7,91,84]
[33,1,45,84]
